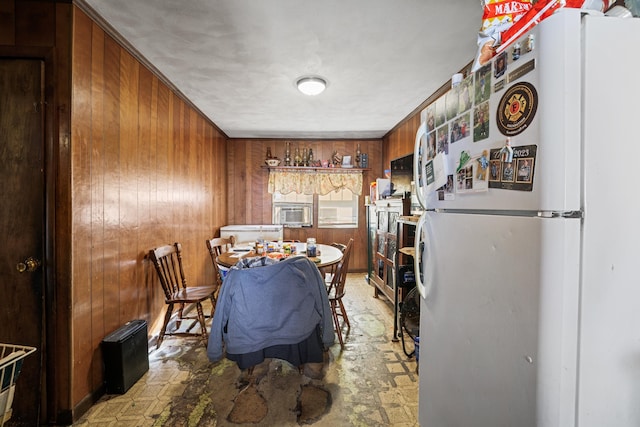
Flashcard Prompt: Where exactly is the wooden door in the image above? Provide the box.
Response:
[0,59,45,426]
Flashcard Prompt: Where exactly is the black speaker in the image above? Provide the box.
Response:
[102,320,149,394]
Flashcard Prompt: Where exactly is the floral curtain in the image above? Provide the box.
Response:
[268,169,363,196]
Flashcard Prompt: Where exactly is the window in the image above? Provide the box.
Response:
[269,170,362,228]
[272,191,313,204]
[318,189,358,228]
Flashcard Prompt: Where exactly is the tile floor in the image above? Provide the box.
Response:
[75,274,419,426]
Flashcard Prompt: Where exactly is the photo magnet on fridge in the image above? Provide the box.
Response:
[455,150,489,194]
[489,144,537,191]
[473,101,490,142]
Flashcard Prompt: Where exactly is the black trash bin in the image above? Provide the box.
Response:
[102,320,149,394]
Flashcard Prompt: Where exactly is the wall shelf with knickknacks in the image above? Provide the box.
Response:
[262,166,370,172]
[264,141,370,170]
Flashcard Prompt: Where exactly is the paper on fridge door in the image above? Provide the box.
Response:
[415,122,448,199]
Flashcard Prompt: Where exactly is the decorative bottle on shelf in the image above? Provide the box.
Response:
[294,147,301,167]
[302,148,308,167]
[308,148,314,165]
[266,146,272,159]
[284,141,291,166]
[355,144,361,167]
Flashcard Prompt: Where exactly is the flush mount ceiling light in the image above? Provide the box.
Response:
[296,76,327,96]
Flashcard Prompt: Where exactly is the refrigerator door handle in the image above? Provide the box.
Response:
[414,213,433,299]
[413,122,427,209]
[537,210,583,219]
[414,214,424,297]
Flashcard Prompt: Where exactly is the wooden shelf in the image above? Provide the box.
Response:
[399,247,415,257]
[263,166,370,172]
[398,215,420,224]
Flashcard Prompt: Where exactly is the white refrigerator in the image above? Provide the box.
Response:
[413,8,640,427]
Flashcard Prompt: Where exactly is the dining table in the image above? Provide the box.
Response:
[217,242,343,271]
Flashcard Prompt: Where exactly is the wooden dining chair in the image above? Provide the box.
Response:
[149,242,218,349]
[324,241,348,281]
[326,238,354,347]
[206,237,234,287]
[330,242,347,252]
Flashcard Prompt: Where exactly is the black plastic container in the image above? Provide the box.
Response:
[397,264,416,288]
[102,320,149,394]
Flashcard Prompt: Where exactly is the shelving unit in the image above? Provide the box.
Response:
[370,198,410,341]
[395,215,419,341]
[263,165,370,172]
[366,204,376,284]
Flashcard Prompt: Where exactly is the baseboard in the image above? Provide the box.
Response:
[71,384,104,424]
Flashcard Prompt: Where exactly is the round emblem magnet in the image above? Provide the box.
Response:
[496,82,538,137]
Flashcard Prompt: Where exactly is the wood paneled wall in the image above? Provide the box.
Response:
[227,139,383,271]
[383,70,470,169]
[71,7,228,408]
[383,114,422,169]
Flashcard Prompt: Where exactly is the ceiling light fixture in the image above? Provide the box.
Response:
[296,76,327,96]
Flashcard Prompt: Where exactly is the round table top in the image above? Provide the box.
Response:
[217,242,343,269]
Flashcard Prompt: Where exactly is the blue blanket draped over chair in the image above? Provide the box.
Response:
[207,256,335,369]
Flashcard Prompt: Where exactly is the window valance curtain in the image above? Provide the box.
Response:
[268,169,363,196]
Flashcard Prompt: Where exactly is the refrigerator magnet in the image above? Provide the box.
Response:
[506,58,536,84]
[477,150,490,179]
[494,52,507,79]
[499,138,514,163]
[512,42,521,61]
[489,144,537,192]
[455,150,489,194]
[473,101,490,143]
[456,151,471,173]
[526,34,535,53]
[474,64,491,105]
[496,81,538,137]
[436,174,455,201]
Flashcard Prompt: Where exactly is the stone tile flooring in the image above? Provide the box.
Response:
[75,274,419,426]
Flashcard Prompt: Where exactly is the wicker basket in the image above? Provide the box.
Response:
[0,344,36,427]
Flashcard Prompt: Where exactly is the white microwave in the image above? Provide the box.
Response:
[272,203,313,227]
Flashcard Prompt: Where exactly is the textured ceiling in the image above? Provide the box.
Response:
[79,0,483,139]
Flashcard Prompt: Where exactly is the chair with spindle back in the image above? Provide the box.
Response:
[326,238,354,347]
[324,241,347,281]
[206,237,234,288]
[149,242,218,349]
